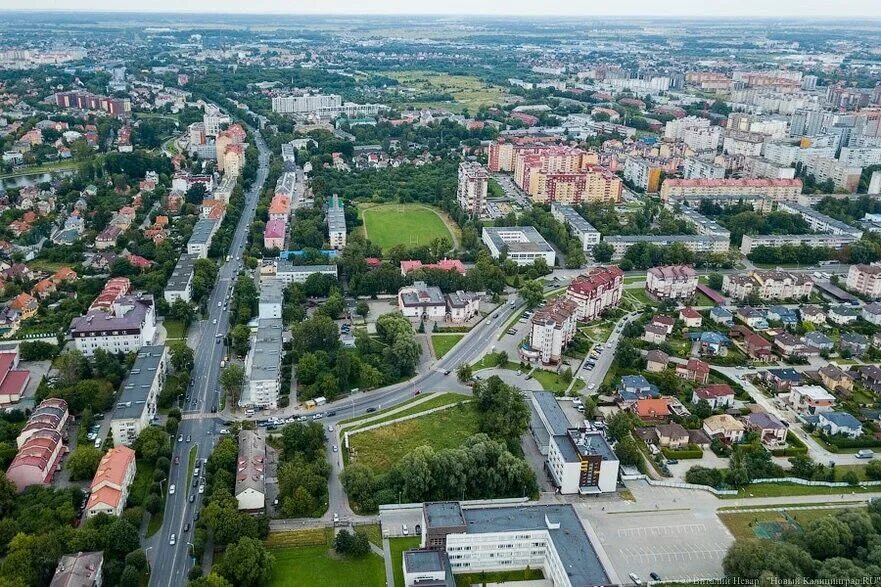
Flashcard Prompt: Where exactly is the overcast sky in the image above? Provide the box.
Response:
[5,0,881,17]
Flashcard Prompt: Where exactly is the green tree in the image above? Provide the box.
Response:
[519,280,544,309]
[55,349,87,386]
[473,376,529,451]
[230,324,252,357]
[220,364,245,406]
[189,573,233,587]
[355,301,370,319]
[169,342,195,372]
[614,437,641,467]
[456,363,473,383]
[722,539,815,580]
[708,272,724,291]
[66,445,104,481]
[217,536,274,586]
[133,426,170,464]
[592,242,614,263]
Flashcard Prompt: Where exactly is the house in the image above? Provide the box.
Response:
[737,307,768,330]
[651,315,675,335]
[52,267,77,283]
[9,293,37,320]
[818,364,855,394]
[731,326,771,360]
[760,368,802,393]
[800,305,826,325]
[397,281,446,321]
[95,226,121,250]
[829,305,860,325]
[688,428,713,450]
[692,384,735,409]
[767,305,798,326]
[855,364,881,394]
[803,331,834,352]
[709,307,734,326]
[85,445,136,518]
[50,551,104,587]
[676,358,711,384]
[617,375,660,402]
[702,414,745,443]
[774,332,816,357]
[400,258,467,275]
[679,307,702,328]
[642,323,668,344]
[863,302,881,325]
[817,411,863,438]
[645,349,669,373]
[689,331,731,356]
[789,385,836,414]
[235,430,266,511]
[633,397,673,423]
[445,291,480,324]
[655,423,690,449]
[743,412,788,447]
[31,278,56,300]
[0,348,31,406]
[840,333,869,357]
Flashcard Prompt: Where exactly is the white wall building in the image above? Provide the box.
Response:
[110,345,168,446]
[482,226,556,266]
[550,203,601,250]
[547,429,619,494]
[457,161,489,217]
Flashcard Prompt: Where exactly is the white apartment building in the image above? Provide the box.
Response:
[70,294,157,357]
[274,261,338,285]
[326,194,347,249]
[740,233,859,255]
[682,157,726,180]
[646,265,698,300]
[187,218,219,258]
[527,298,578,364]
[722,271,813,301]
[456,161,489,217]
[550,203,600,250]
[547,429,619,494]
[84,446,136,518]
[203,111,231,137]
[741,156,796,179]
[482,226,556,266]
[723,131,766,157]
[258,279,284,320]
[241,318,283,410]
[776,202,863,237]
[564,266,624,322]
[603,234,729,259]
[802,155,862,193]
[164,253,196,304]
[847,264,881,299]
[682,126,723,152]
[622,156,662,192]
[665,116,710,140]
[763,143,836,167]
[271,93,342,114]
[110,345,168,446]
[839,147,881,168]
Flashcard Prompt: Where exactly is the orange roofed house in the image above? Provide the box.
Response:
[85,445,136,518]
[633,397,673,423]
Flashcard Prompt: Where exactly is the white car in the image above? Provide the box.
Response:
[333,513,339,523]
[169,484,176,495]
[198,484,205,494]
[212,319,217,325]
[327,425,334,432]
[333,445,338,452]
[169,533,176,546]
[588,383,596,390]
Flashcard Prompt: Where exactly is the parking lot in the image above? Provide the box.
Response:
[379,506,424,538]
[579,502,733,583]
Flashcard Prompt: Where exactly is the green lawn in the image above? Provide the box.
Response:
[268,545,385,587]
[432,334,464,359]
[692,292,716,307]
[623,275,645,284]
[163,320,187,340]
[128,460,165,538]
[356,523,383,547]
[455,569,544,586]
[344,393,470,432]
[471,355,520,371]
[360,203,457,252]
[390,537,421,587]
[338,395,430,427]
[530,368,585,395]
[732,482,881,498]
[624,289,657,307]
[349,403,479,471]
[719,506,863,540]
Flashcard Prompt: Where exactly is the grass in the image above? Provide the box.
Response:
[624,288,658,307]
[732,482,881,498]
[186,445,197,495]
[692,292,716,307]
[163,319,187,340]
[386,70,511,113]
[530,368,585,395]
[623,275,645,284]
[471,355,521,371]
[266,528,332,548]
[360,203,458,252]
[349,403,479,471]
[719,506,864,540]
[0,158,83,179]
[337,395,430,427]
[454,569,544,586]
[343,393,470,432]
[356,523,383,547]
[390,537,421,587]
[268,545,385,587]
[431,334,464,359]
[128,460,165,538]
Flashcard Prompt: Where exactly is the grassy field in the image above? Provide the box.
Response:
[387,70,510,113]
[128,461,165,538]
[624,288,658,307]
[431,334,464,359]
[733,482,881,498]
[454,569,545,586]
[342,393,470,433]
[186,445,197,495]
[355,523,383,547]
[268,545,385,587]
[162,319,187,340]
[360,203,458,252]
[530,368,585,395]
[390,537,422,587]
[349,403,479,471]
[719,506,863,540]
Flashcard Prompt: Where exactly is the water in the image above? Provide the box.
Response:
[0,169,76,191]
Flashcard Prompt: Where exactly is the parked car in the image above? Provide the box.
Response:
[169,533,176,546]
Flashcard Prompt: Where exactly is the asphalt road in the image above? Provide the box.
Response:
[147,129,271,585]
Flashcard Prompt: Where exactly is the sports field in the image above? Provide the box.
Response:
[360,203,458,251]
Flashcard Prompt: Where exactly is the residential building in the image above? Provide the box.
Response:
[645,349,669,373]
[828,305,860,325]
[456,162,488,217]
[789,385,836,414]
[677,359,711,385]
[70,294,156,357]
[235,430,266,511]
[561,266,623,323]
[482,226,556,266]
[109,345,167,446]
[547,428,619,494]
[241,319,283,410]
[722,271,813,301]
[819,364,854,394]
[682,158,726,180]
[743,412,788,447]
[186,218,218,258]
[760,368,802,393]
[802,155,862,193]
[7,425,64,491]
[85,446,136,518]
[263,218,286,250]
[164,253,196,304]
[863,302,881,325]
[642,323,667,344]
[660,178,802,203]
[603,234,729,259]
[617,374,660,402]
[400,258,466,275]
[259,279,284,320]
[847,264,881,299]
[803,331,834,352]
[741,156,796,179]
[740,233,858,255]
[817,411,862,438]
[274,260,338,285]
[679,307,703,328]
[710,307,734,326]
[702,414,745,443]
[777,203,863,238]
[645,265,698,300]
[0,347,30,406]
[692,384,735,409]
[398,282,446,322]
[50,552,103,587]
[445,291,480,323]
[840,332,870,357]
[655,423,690,449]
[326,194,347,249]
[801,305,827,324]
[526,298,578,364]
[634,397,673,423]
[529,392,571,455]
[550,204,600,251]
[623,156,663,192]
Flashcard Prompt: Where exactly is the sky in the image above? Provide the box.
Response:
[4,0,881,17]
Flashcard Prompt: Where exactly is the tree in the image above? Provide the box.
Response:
[169,298,197,327]
[144,493,162,514]
[334,528,354,553]
[865,459,881,481]
[519,280,544,309]
[355,301,370,319]
[692,399,713,419]
[133,426,170,464]
[217,536,274,586]
[230,325,252,357]
[473,376,529,450]
[708,272,724,291]
[592,242,614,263]
[190,573,233,587]
[795,517,853,560]
[614,437,641,467]
[55,349,87,386]
[722,539,814,580]
[169,342,195,372]
[220,364,245,406]
[66,445,104,481]
[456,363,473,383]
[605,411,634,442]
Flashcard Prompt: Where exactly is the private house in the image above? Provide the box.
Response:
[800,305,826,325]
[760,368,802,393]
[841,333,870,357]
[709,307,734,327]
[655,423,690,449]
[702,414,745,443]
[676,359,711,384]
[446,291,480,324]
[85,446,136,518]
[645,350,669,373]
[679,307,702,328]
[789,385,836,414]
[731,326,771,360]
[829,305,860,325]
[737,307,768,330]
[633,397,673,423]
[863,302,881,325]
[9,293,37,320]
[818,364,855,394]
[235,430,266,511]
[743,412,788,447]
[650,315,675,335]
[689,331,731,356]
[817,411,863,438]
[855,364,881,394]
[617,375,660,403]
[692,384,735,409]
[642,323,668,344]
[767,306,798,326]
[773,333,816,358]
[803,331,834,352]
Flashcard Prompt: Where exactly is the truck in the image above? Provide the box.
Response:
[856,449,875,459]
[314,396,327,406]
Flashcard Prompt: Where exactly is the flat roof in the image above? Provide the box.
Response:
[533,391,571,436]
[113,345,166,420]
[424,501,467,529]
[276,259,337,276]
[248,318,283,383]
[462,504,611,586]
[326,194,346,233]
[189,217,217,245]
[482,226,554,254]
[260,278,284,305]
[551,203,600,235]
[166,253,197,292]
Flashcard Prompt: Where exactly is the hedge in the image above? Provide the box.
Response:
[662,446,704,460]
[771,446,809,457]
[820,433,881,451]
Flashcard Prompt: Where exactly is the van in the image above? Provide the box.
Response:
[857,449,874,459]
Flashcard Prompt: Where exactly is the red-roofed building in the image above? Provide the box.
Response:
[651,315,676,335]
[31,279,56,300]
[10,293,37,320]
[400,258,467,275]
[692,384,735,409]
[731,325,773,361]
[565,266,624,322]
[52,267,77,283]
[85,446,136,518]
[365,257,382,269]
[679,307,703,328]
[127,255,153,269]
[0,349,30,406]
[633,397,673,423]
[89,278,131,312]
[6,429,63,491]
[676,359,711,385]
[263,219,287,250]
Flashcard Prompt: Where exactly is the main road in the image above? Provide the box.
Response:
[147,128,271,585]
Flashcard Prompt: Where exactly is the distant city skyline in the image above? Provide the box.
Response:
[3,1,881,17]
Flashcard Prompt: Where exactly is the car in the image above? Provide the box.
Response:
[169,484,176,495]
[327,411,337,417]
[87,432,97,441]
[588,383,596,390]
[184,523,191,532]
[93,413,104,420]
[189,494,195,503]
[492,313,499,318]
[442,369,451,376]
[312,413,323,420]
[193,510,200,521]
[333,445,338,452]
[629,573,642,585]
[211,405,217,413]
[94,438,102,448]
[333,513,339,523]
[327,425,334,432]
[174,455,180,465]
[402,524,409,536]
[666,459,679,465]
[178,434,183,442]
[217,302,222,307]
[186,435,191,443]
[169,533,176,546]
[650,572,662,581]
[198,484,205,494]
[366,407,377,413]
[219,428,229,435]
[212,319,217,325]
[857,449,875,459]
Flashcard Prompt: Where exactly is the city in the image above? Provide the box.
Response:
[0,6,881,587]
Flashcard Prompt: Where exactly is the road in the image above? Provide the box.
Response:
[147,128,271,586]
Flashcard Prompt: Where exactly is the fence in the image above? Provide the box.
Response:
[624,474,738,496]
[751,477,881,488]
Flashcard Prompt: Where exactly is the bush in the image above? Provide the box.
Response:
[685,465,724,488]
[820,433,881,451]
[661,446,704,460]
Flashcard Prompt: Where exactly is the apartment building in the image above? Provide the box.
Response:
[776,202,863,237]
[258,278,284,320]
[682,157,726,180]
[456,162,489,217]
[550,203,600,250]
[274,260,338,285]
[110,345,168,446]
[623,156,663,192]
[164,253,197,304]
[723,130,766,157]
[665,116,710,140]
[187,218,219,258]
[603,234,729,259]
[85,446,137,518]
[660,178,803,203]
[682,126,723,152]
[741,156,796,180]
[508,145,620,204]
[526,297,578,364]
[646,265,698,300]
[838,147,881,168]
[235,430,265,512]
[70,294,156,357]
[547,428,619,494]
[722,271,813,301]
[482,226,556,266]
[326,194,347,249]
[740,233,859,255]
[564,266,624,322]
[675,205,732,241]
[241,318,283,410]
[847,264,881,299]
[802,155,862,193]
[271,93,385,117]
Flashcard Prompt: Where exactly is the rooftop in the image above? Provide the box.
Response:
[166,253,197,293]
[424,501,467,529]
[533,391,571,436]
[482,226,554,254]
[113,345,166,420]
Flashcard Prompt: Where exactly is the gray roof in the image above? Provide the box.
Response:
[551,203,600,235]
[820,411,862,430]
[462,504,611,586]
[235,429,266,499]
[744,411,786,430]
[403,549,448,573]
[533,391,571,436]
[70,294,154,334]
[553,428,618,463]
[604,234,727,244]
[247,318,283,383]
[276,259,337,277]
[483,226,554,254]
[166,253,196,293]
[50,551,104,587]
[260,278,284,305]
[400,281,445,307]
[189,217,218,246]
[326,194,346,234]
[113,345,167,420]
[424,501,467,529]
